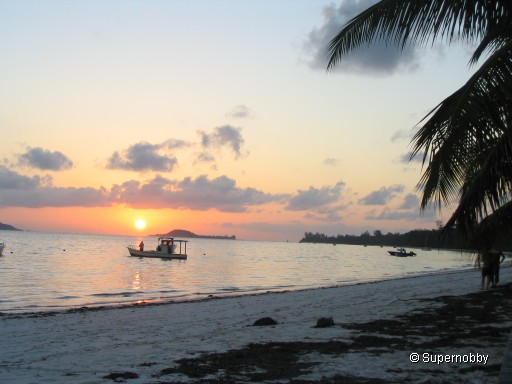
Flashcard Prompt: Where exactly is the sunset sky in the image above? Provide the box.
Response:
[0,0,478,241]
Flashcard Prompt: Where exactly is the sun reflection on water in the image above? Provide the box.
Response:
[132,271,141,290]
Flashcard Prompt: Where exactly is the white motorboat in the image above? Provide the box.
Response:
[128,237,188,260]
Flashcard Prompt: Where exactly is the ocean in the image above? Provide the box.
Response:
[0,231,475,314]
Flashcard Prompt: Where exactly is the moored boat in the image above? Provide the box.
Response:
[128,237,188,259]
[388,247,416,257]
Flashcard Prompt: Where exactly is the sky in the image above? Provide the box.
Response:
[0,0,478,241]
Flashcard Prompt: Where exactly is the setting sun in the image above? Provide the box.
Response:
[134,219,146,230]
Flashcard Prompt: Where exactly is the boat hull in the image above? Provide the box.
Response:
[127,247,187,260]
[388,251,416,257]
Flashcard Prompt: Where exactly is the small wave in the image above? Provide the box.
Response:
[214,286,264,294]
[215,286,242,292]
[56,295,80,300]
[211,285,299,295]
[338,278,358,283]
[271,284,296,289]
[90,291,145,298]
[158,289,181,294]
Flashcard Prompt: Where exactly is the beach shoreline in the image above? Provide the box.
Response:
[1,267,511,383]
[1,266,476,319]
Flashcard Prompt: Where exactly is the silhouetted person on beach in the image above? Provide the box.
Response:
[491,250,505,287]
[477,249,493,290]
[139,241,144,252]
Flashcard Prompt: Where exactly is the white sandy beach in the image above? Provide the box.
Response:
[1,267,511,384]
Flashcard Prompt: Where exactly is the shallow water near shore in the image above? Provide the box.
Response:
[0,231,474,313]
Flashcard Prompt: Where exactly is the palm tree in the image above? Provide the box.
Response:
[327,0,512,247]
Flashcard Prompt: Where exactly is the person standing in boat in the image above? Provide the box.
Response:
[139,241,144,251]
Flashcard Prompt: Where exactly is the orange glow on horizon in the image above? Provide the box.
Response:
[0,205,314,241]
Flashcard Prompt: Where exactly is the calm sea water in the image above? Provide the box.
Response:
[0,231,474,314]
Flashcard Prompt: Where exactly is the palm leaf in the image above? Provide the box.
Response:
[443,129,512,238]
[327,0,512,70]
[326,0,512,248]
[468,200,512,248]
[411,40,512,210]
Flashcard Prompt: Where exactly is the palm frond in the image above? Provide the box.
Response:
[327,0,512,249]
[465,200,512,248]
[411,40,512,210]
[442,130,512,238]
[470,0,512,63]
[327,0,512,70]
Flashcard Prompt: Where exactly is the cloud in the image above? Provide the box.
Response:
[112,174,284,212]
[305,208,344,222]
[0,166,109,207]
[359,184,404,205]
[194,152,216,164]
[0,186,110,208]
[399,193,420,210]
[303,0,420,75]
[323,157,341,167]
[107,142,178,172]
[162,139,190,150]
[18,147,73,171]
[287,181,345,211]
[364,193,439,222]
[198,125,246,158]
[227,105,252,119]
[105,129,246,173]
[366,208,419,220]
[0,166,283,211]
[391,129,415,142]
[0,165,41,189]
[400,151,424,164]
[366,206,436,221]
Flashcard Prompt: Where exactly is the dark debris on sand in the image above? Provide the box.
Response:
[103,371,139,381]
[107,285,512,383]
[252,316,278,326]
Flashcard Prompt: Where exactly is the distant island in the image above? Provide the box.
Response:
[0,222,22,231]
[153,229,236,240]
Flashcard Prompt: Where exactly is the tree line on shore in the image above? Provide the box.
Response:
[300,228,512,252]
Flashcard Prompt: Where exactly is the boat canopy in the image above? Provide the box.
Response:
[157,237,188,254]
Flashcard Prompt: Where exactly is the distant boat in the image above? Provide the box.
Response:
[128,237,188,260]
[0,241,5,255]
[388,247,416,257]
